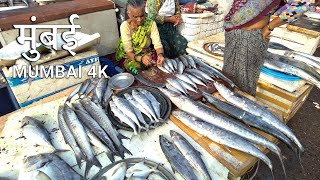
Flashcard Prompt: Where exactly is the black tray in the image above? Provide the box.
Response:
[107,86,172,131]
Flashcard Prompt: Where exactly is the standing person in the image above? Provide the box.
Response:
[116,0,165,73]
[146,0,188,58]
[223,0,310,96]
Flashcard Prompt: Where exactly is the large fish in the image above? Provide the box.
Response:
[158,87,285,174]
[80,98,131,158]
[159,135,198,180]
[132,90,159,122]
[190,55,236,88]
[63,104,101,177]
[21,116,54,150]
[72,103,117,158]
[293,51,320,64]
[170,130,211,180]
[58,106,84,168]
[202,92,297,154]
[264,59,320,89]
[213,81,304,155]
[139,89,162,120]
[124,93,155,125]
[112,96,143,132]
[23,153,80,179]
[176,74,197,89]
[172,111,273,172]
[284,51,320,69]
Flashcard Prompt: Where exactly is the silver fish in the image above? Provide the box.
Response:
[165,83,182,95]
[112,96,143,132]
[170,130,211,180]
[284,51,320,69]
[85,78,100,96]
[126,161,150,175]
[176,74,197,89]
[95,78,108,104]
[58,106,84,168]
[293,51,320,64]
[158,65,170,74]
[21,116,54,150]
[158,87,284,173]
[171,59,178,70]
[179,56,189,67]
[72,103,117,159]
[101,162,126,180]
[165,58,175,71]
[126,165,159,179]
[80,98,132,158]
[63,104,101,177]
[102,84,113,108]
[176,79,198,93]
[172,110,273,172]
[159,135,198,180]
[65,84,81,103]
[124,93,155,125]
[78,79,91,97]
[177,61,185,74]
[132,90,159,122]
[264,59,320,89]
[86,129,115,163]
[166,78,187,95]
[139,89,162,120]
[185,73,207,87]
[163,60,173,73]
[214,81,304,154]
[185,55,197,69]
[186,68,213,82]
[40,157,81,180]
[110,101,138,135]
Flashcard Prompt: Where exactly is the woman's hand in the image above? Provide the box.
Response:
[261,25,271,41]
[157,54,165,66]
[168,16,181,26]
[141,55,152,66]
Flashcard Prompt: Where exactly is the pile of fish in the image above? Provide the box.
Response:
[160,55,236,95]
[19,152,81,180]
[109,89,164,136]
[159,80,304,176]
[66,77,113,108]
[206,43,225,55]
[160,131,212,180]
[58,98,132,178]
[267,42,320,89]
[100,160,164,180]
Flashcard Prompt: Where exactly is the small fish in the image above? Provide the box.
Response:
[101,162,127,180]
[132,90,159,123]
[102,83,113,108]
[95,78,108,104]
[165,83,181,94]
[171,59,178,70]
[21,116,54,150]
[126,165,159,179]
[186,68,214,82]
[176,79,198,93]
[163,61,173,73]
[158,65,170,74]
[179,56,189,67]
[176,74,197,89]
[78,79,91,97]
[166,78,187,95]
[185,55,197,69]
[65,84,81,103]
[185,73,207,87]
[165,58,175,71]
[177,61,185,74]
[85,78,100,96]
[139,89,162,121]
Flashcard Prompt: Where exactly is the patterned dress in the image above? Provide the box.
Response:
[146,0,188,59]
[223,0,310,96]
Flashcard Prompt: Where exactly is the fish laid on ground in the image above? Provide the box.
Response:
[172,110,273,172]
[23,153,80,179]
[158,87,285,175]
[159,135,198,180]
[177,79,198,93]
[110,100,139,136]
[179,56,189,67]
[95,78,108,104]
[284,51,320,69]
[177,61,185,74]
[85,78,100,96]
[202,92,297,154]
[78,79,91,98]
[101,162,127,180]
[139,89,162,120]
[185,73,207,87]
[66,84,81,103]
[86,129,115,163]
[214,80,304,155]
[80,98,132,158]
[165,83,182,94]
[171,59,178,70]
[72,103,117,158]
[191,55,236,88]
[186,68,213,82]
[185,55,197,69]
[21,116,54,150]
[166,58,175,72]
[176,74,197,89]
[124,93,155,125]
[126,161,150,175]
[132,90,159,122]
[126,165,159,179]
[166,78,187,95]
[58,106,84,168]
[63,104,101,177]
[170,130,211,180]
[264,59,320,89]
[102,84,113,108]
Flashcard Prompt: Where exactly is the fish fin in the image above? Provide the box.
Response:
[122,144,132,156]
[118,133,130,140]
[92,156,102,168]
[105,151,116,163]
[74,151,83,169]
[84,161,93,179]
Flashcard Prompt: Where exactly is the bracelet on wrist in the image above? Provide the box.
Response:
[267,23,273,31]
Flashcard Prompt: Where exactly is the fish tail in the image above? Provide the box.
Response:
[277,151,287,177]
[84,161,93,178]
[106,150,116,163]
[92,155,102,168]
[122,144,132,156]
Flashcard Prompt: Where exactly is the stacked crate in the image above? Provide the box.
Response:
[177,13,224,42]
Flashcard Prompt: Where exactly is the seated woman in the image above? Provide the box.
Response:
[116,0,165,73]
[146,0,188,59]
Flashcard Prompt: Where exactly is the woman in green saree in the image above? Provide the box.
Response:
[146,0,188,59]
[116,0,165,73]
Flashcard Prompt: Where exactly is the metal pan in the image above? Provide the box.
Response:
[91,158,176,180]
[109,73,135,91]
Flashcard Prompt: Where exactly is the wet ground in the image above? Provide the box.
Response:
[252,51,320,180]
